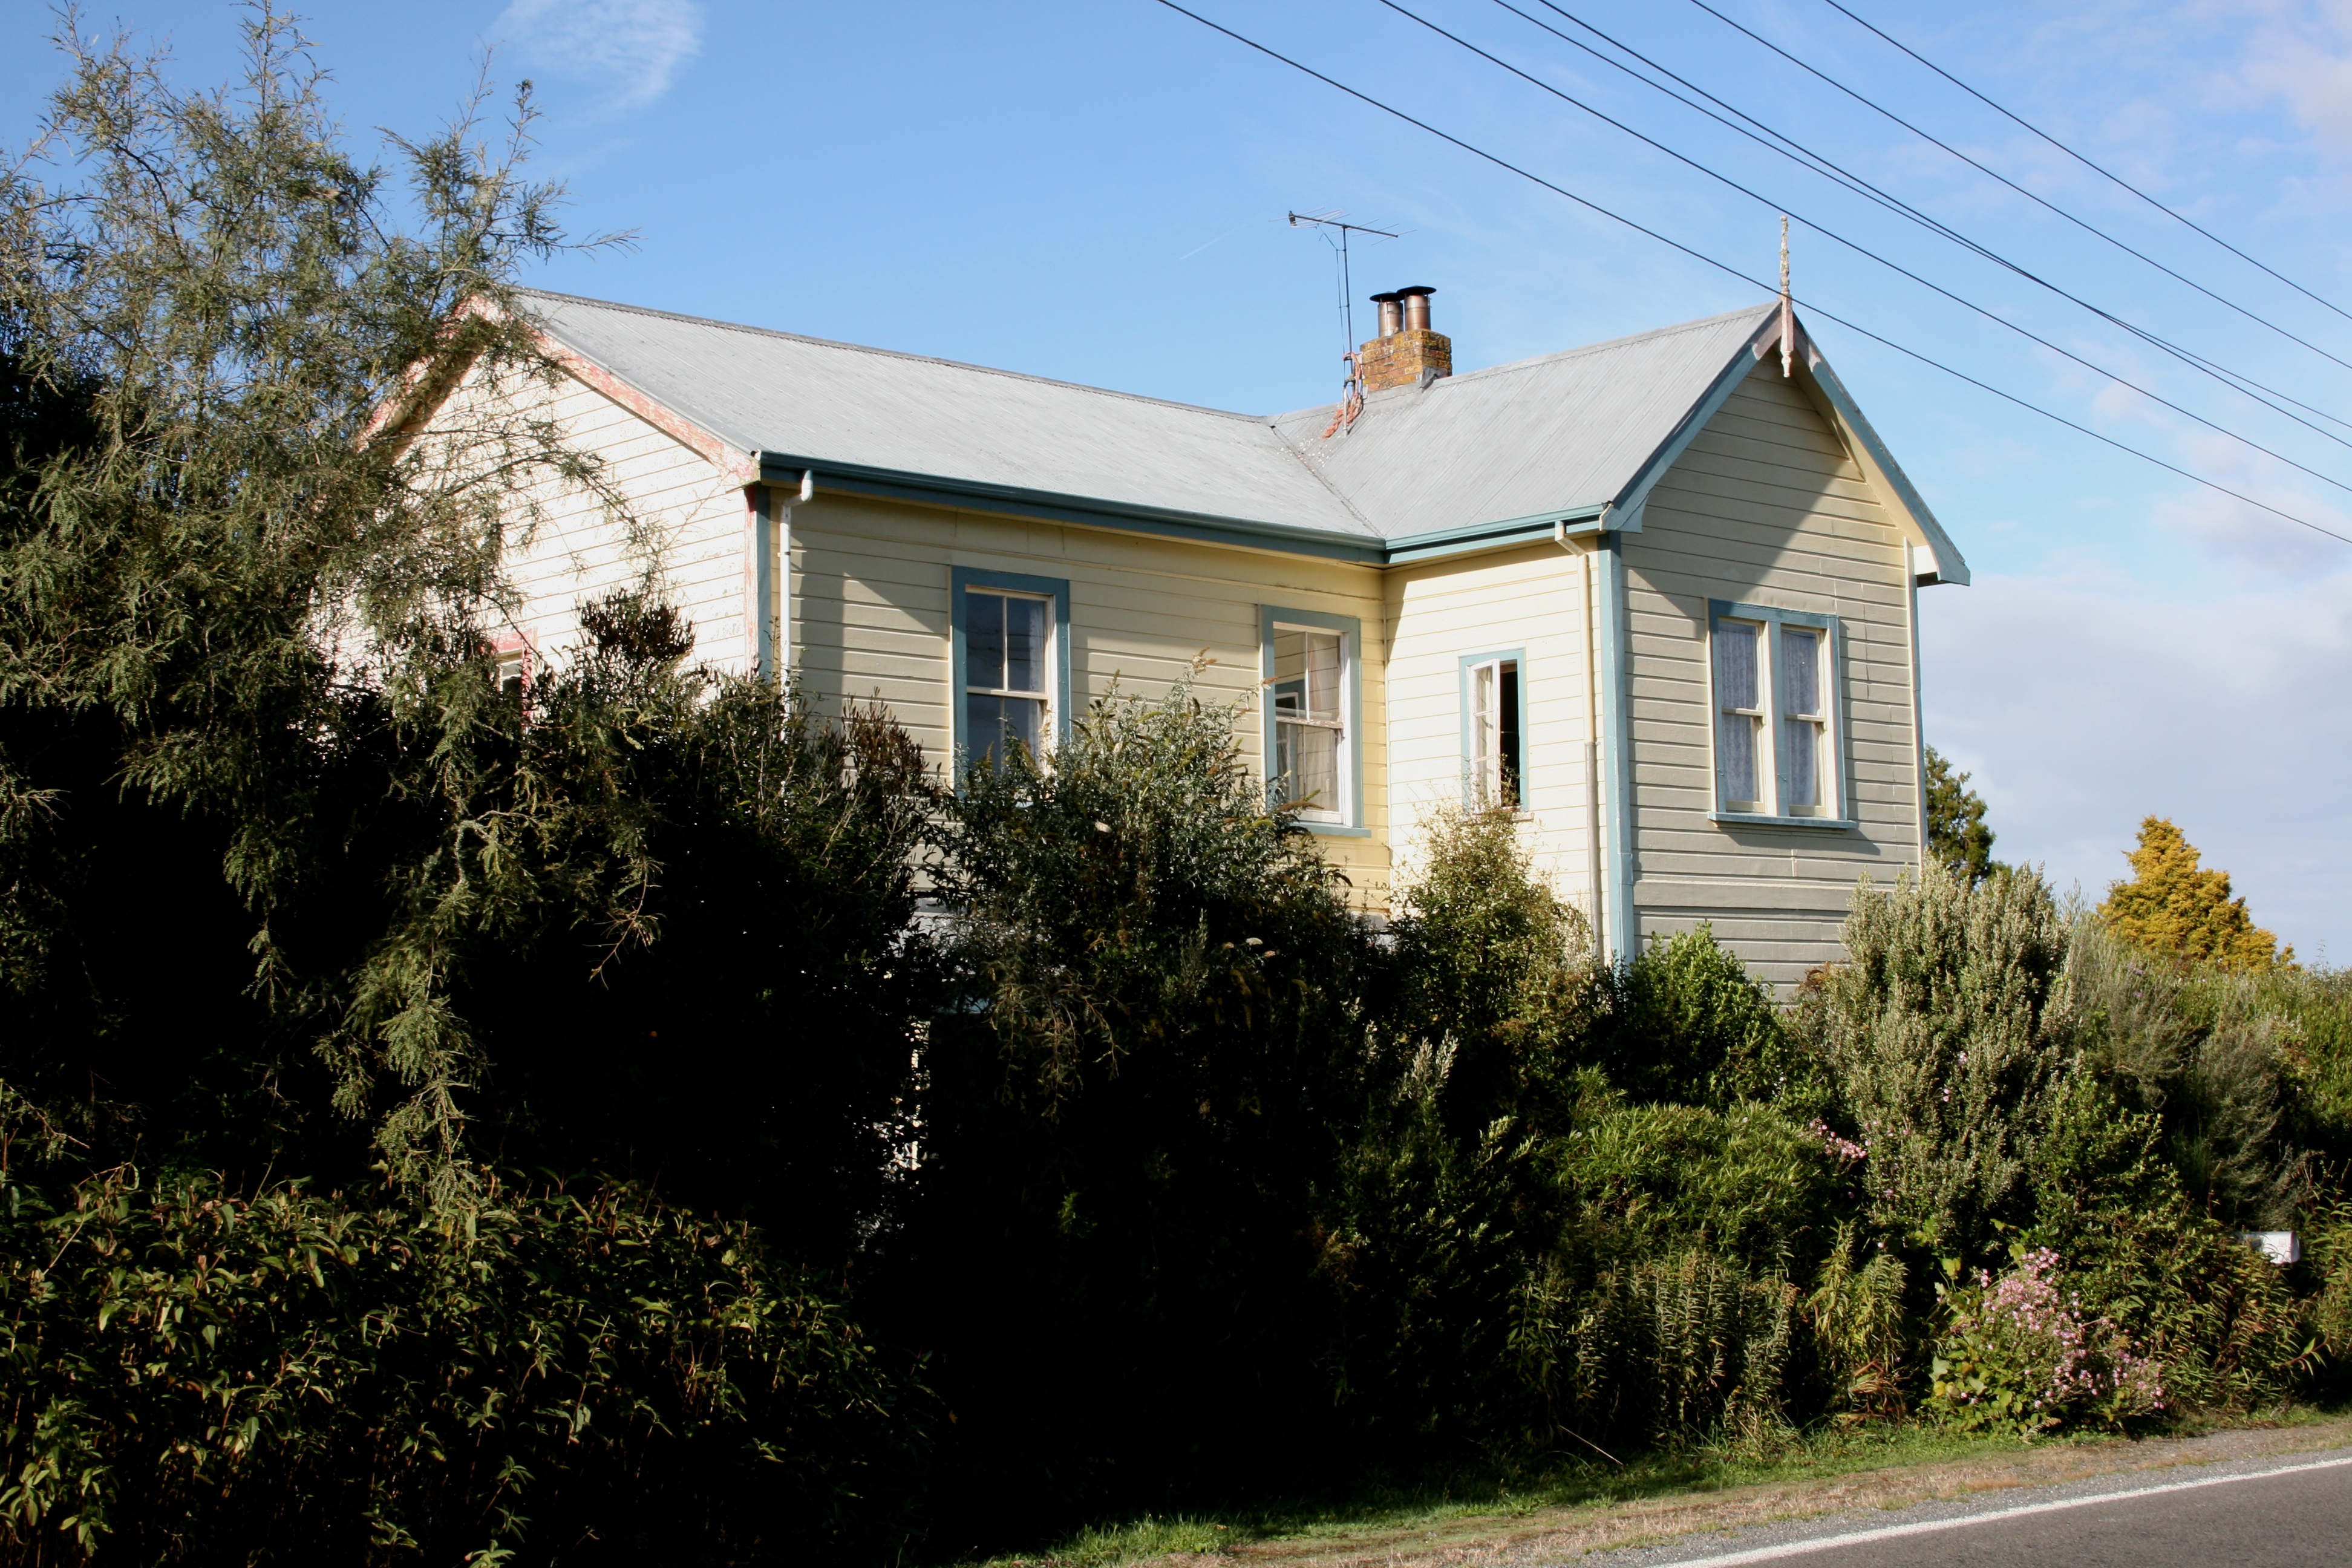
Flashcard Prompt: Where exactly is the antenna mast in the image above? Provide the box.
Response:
[1289,211,1399,361]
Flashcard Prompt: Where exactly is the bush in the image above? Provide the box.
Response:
[1515,1250,1798,1445]
[1605,927,1821,1114]
[1927,1248,2164,1436]
[1800,863,2073,1257]
[0,1162,919,1564]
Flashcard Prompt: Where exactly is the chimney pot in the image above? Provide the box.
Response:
[1355,286,1451,394]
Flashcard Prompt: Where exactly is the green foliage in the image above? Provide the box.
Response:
[1549,1099,1835,1279]
[1606,926,1823,1114]
[1514,1250,1798,1445]
[0,1159,918,1563]
[1800,862,2073,1256]
[1805,1224,1909,1420]
[904,676,1373,1530]
[1926,1248,2163,1436]
[2100,817,2290,973]
[1922,746,2000,886]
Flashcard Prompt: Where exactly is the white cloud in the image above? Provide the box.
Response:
[493,0,704,111]
[2233,1,2352,162]
[1921,564,2352,962]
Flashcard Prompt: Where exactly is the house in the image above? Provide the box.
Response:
[435,284,1967,988]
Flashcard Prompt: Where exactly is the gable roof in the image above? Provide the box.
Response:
[517,288,1965,579]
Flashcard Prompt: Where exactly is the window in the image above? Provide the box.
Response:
[1707,600,1844,824]
[1461,649,1527,810]
[492,632,533,705]
[952,567,1070,776]
[1259,607,1363,831]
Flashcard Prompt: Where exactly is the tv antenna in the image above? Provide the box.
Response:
[1289,211,1399,360]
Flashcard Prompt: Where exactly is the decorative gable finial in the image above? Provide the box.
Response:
[1779,215,1794,379]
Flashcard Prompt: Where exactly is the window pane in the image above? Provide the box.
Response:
[1785,717,1817,807]
[1498,661,1521,809]
[1274,627,1305,704]
[1286,723,1340,817]
[1717,622,1757,711]
[1304,630,1342,720]
[1470,661,1495,802]
[1004,595,1047,695]
[1719,713,1757,805]
[967,590,1004,691]
[965,693,1044,772]
[1780,626,1821,719]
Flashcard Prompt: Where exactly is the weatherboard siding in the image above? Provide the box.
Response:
[789,493,1396,910]
[1382,543,1601,934]
[434,358,752,675]
[1621,359,1921,987]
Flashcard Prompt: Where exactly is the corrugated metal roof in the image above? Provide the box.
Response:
[1271,307,1779,535]
[518,289,1777,546]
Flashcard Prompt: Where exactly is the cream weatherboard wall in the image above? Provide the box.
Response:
[1381,542,1602,936]
[419,354,754,681]
[1616,357,1922,987]
[787,493,1395,909]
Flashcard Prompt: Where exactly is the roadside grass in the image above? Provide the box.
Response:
[961,1408,2350,1567]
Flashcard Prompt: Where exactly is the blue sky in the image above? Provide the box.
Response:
[8,0,2348,959]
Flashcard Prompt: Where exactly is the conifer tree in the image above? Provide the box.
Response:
[2100,817,2290,972]
[1924,746,1999,885]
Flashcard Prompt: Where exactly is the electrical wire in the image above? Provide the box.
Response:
[1503,0,2352,444]
[1688,0,2352,374]
[1144,0,2352,547]
[1374,0,2352,500]
[1818,0,2352,327]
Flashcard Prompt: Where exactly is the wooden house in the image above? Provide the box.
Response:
[431,286,1967,988]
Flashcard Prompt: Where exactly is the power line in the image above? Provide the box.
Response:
[1504,0,2352,444]
[1818,0,2352,327]
[1687,0,2352,379]
[1373,0,2352,500]
[1144,0,2352,548]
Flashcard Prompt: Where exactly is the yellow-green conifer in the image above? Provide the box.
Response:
[2099,817,2291,972]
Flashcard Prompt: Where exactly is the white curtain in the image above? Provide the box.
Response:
[1715,622,1758,804]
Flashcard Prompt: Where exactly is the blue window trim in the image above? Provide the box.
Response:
[1705,598,1850,829]
[1259,605,1368,837]
[1456,647,1530,809]
[951,566,1072,773]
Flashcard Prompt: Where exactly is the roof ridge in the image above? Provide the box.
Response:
[1267,302,1779,426]
[515,287,1273,423]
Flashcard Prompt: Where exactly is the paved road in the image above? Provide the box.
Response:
[1566,1448,2352,1568]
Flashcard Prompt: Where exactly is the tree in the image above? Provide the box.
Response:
[2100,816,2291,972]
[1924,746,1999,885]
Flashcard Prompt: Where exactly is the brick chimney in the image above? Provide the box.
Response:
[1357,286,1451,393]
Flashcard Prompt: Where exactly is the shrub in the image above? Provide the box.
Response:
[1605,926,1820,1114]
[0,1163,918,1564]
[1548,1099,1837,1280]
[1927,1249,2163,1436]
[1515,1250,1798,1445]
[1805,1222,1909,1420]
[1801,862,2073,1256]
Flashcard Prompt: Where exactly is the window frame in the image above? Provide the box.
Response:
[1259,605,1367,836]
[951,567,1071,776]
[1457,647,1530,813]
[1705,599,1853,829]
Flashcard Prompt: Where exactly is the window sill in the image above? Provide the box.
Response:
[1710,811,1858,831]
[1299,822,1374,838]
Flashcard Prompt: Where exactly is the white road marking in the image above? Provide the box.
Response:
[1637,1452,2352,1568]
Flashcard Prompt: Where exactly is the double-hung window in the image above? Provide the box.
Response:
[1261,607,1362,830]
[952,567,1070,776]
[1461,649,1526,811]
[1708,600,1845,824]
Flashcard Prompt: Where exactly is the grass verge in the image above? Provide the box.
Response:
[963,1408,2352,1567]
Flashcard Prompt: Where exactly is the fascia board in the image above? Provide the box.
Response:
[1381,506,1610,564]
[1798,353,1972,587]
[758,452,1387,565]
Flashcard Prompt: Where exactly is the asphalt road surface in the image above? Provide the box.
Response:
[1568,1448,2352,1568]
